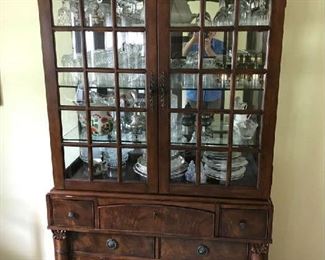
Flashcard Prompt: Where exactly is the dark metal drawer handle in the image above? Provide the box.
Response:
[67,211,76,219]
[239,220,247,229]
[197,244,209,256]
[106,239,118,250]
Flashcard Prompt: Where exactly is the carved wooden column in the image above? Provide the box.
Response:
[250,243,269,260]
[52,230,69,260]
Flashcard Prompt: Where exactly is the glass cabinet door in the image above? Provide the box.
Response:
[50,0,157,192]
[158,0,272,196]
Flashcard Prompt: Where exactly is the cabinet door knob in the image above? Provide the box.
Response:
[106,239,118,250]
[197,245,209,256]
[67,211,75,219]
[239,220,247,229]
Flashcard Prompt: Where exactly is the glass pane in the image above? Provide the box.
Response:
[230,151,258,187]
[206,0,235,27]
[170,74,199,109]
[86,31,114,68]
[170,150,192,183]
[55,31,83,67]
[202,150,228,185]
[117,0,145,27]
[171,112,197,145]
[89,110,116,142]
[118,32,146,69]
[239,0,271,26]
[237,31,268,69]
[92,147,118,180]
[64,146,89,179]
[88,73,115,107]
[121,112,147,144]
[235,74,265,110]
[170,32,199,69]
[202,31,232,69]
[58,72,85,106]
[58,72,84,87]
[84,0,112,27]
[52,0,81,26]
[61,110,87,142]
[124,148,147,183]
[233,114,261,146]
[201,113,229,146]
[202,74,231,109]
[119,74,146,108]
[170,0,199,27]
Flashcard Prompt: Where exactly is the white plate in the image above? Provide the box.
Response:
[203,165,246,181]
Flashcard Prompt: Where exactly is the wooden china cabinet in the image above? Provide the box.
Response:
[38,0,286,259]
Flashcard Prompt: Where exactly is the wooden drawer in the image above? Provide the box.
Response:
[161,238,247,260]
[99,204,215,237]
[70,233,155,259]
[51,199,94,228]
[220,208,268,239]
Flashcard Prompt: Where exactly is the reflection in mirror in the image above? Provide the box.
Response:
[233,113,261,146]
[52,0,81,26]
[127,148,147,183]
[206,0,235,26]
[237,31,268,69]
[202,74,231,109]
[88,73,115,106]
[235,74,265,110]
[119,74,146,108]
[201,150,228,185]
[61,110,87,143]
[117,0,145,27]
[58,72,84,106]
[118,32,146,69]
[170,150,193,184]
[84,0,112,27]
[170,74,198,109]
[55,31,83,67]
[170,0,199,27]
[171,112,197,145]
[170,32,199,69]
[121,112,147,144]
[86,31,114,68]
[239,0,271,26]
[201,113,229,146]
[64,146,89,179]
[91,147,118,180]
[230,151,258,187]
[202,31,232,69]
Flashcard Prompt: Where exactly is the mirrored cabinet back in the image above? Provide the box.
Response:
[38,0,286,259]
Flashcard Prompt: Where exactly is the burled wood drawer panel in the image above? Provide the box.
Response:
[99,204,215,237]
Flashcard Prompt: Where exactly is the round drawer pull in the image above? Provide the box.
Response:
[197,245,209,256]
[67,211,75,219]
[106,239,118,250]
[239,220,247,229]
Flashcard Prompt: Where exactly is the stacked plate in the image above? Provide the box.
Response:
[134,153,188,180]
[202,151,248,181]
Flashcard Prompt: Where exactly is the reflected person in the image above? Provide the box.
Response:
[183,31,224,109]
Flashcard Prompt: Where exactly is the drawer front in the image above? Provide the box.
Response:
[99,204,215,237]
[51,199,94,228]
[220,208,267,239]
[70,233,154,259]
[161,238,247,260]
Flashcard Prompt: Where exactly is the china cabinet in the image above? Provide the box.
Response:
[38,0,286,259]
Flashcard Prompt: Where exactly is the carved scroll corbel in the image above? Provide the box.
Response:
[52,230,67,240]
[251,243,270,255]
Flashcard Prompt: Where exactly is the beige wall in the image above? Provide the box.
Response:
[0,0,324,259]
[270,0,325,259]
